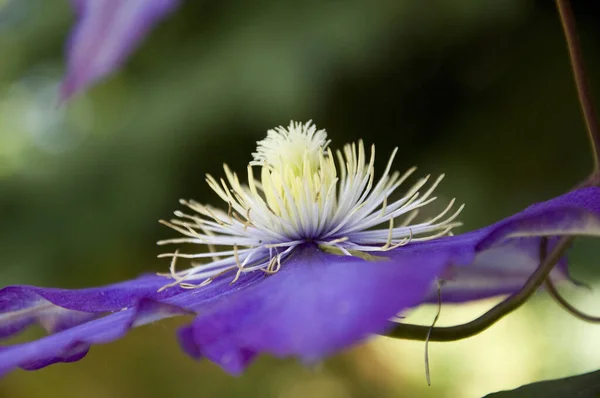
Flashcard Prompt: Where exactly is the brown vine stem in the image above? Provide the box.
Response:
[384,237,573,341]
[556,0,600,175]
[545,277,600,323]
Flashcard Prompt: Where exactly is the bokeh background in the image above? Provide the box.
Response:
[1,0,600,397]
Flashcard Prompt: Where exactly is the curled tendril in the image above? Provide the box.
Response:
[546,277,600,323]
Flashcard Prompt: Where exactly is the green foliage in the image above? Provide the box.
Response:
[485,369,600,398]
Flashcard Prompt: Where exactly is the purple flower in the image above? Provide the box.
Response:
[1,121,600,377]
[60,0,180,100]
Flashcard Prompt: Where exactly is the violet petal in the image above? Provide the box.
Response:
[60,0,179,100]
[0,274,181,339]
[178,245,448,374]
[417,187,600,302]
[0,298,188,376]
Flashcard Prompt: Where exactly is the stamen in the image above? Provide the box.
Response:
[157,250,182,292]
[382,219,395,250]
[318,237,349,246]
[400,210,419,227]
[380,196,387,217]
[227,202,233,223]
[411,225,457,242]
[158,121,464,290]
[230,245,244,284]
[389,229,413,250]
[426,198,457,225]
[262,253,283,274]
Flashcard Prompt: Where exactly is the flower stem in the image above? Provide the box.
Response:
[384,237,573,342]
[545,277,600,323]
[556,0,600,174]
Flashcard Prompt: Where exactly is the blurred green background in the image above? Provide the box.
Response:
[1,0,600,397]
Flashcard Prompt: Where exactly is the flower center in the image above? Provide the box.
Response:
[157,121,464,290]
[250,122,336,233]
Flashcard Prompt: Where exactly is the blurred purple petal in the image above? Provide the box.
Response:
[60,0,179,100]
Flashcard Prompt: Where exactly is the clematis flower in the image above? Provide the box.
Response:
[2,121,600,376]
[60,0,180,100]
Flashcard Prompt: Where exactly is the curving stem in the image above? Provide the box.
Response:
[556,0,600,176]
[384,237,573,341]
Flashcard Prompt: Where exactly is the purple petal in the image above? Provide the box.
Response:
[0,298,188,376]
[418,186,600,302]
[1,187,600,376]
[0,272,263,375]
[177,246,449,374]
[60,0,179,100]
[477,187,600,249]
[0,274,181,339]
[0,270,267,340]
[421,236,572,303]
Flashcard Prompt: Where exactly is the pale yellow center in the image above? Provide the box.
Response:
[251,122,337,222]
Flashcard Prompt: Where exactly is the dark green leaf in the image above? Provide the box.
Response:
[484,369,600,398]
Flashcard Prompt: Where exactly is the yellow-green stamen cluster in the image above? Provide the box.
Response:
[158,121,463,290]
